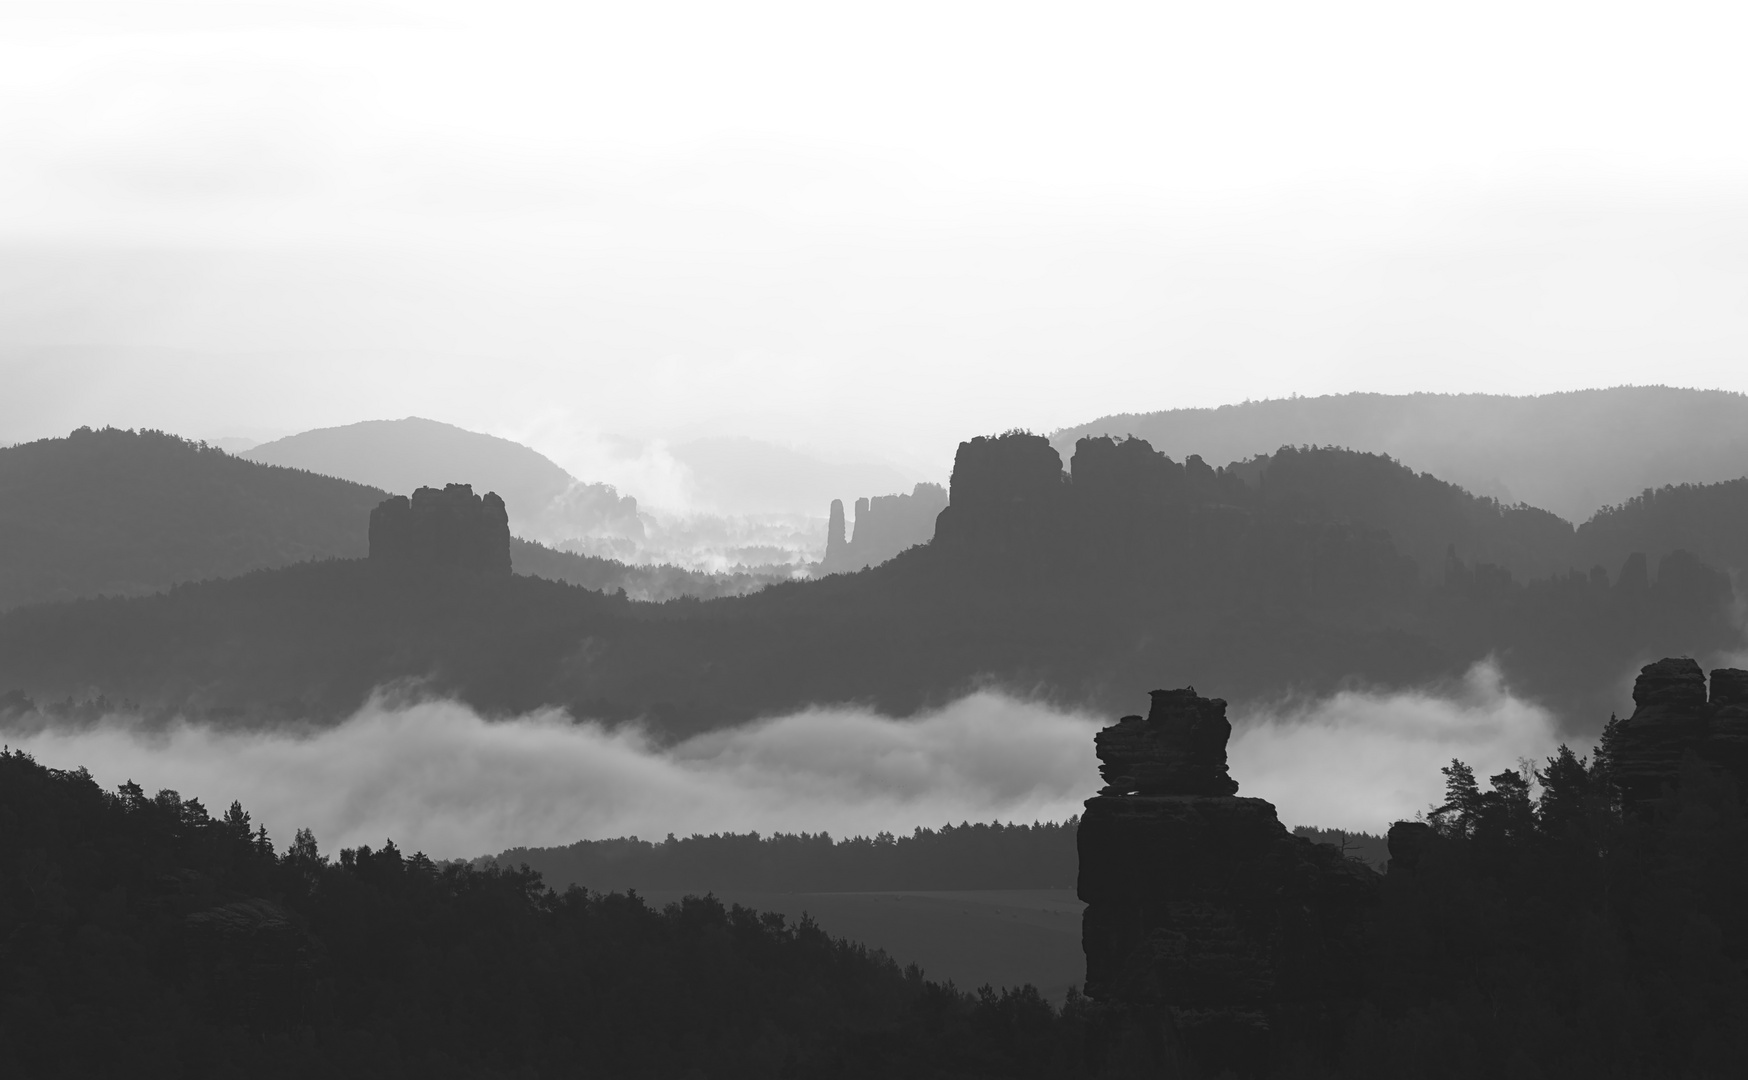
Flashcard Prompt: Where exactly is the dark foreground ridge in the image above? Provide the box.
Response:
[3,658,1745,1077]
[0,748,1089,1079]
[1075,664,1748,1077]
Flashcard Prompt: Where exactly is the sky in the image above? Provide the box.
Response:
[5,0,1748,495]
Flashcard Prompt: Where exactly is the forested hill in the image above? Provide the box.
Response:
[1576,477,1748,579]
[1053,387,1748,522]
[1230,444,1574,583]
[244,416,643,542]
[3,432,1741,735]
[7,711,1745,1076]
[0,427,383,611]
[0,748,1080,1078]
[485,821,1385,892]
[0,426,777,610]
[489,821,1081,894]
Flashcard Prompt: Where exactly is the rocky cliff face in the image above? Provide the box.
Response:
[1078,686,1378,1071]
[1610,657,1748,809]
[825,499,848,567]
[368,484,511,576]
[931,432,1068,560]
[819,483,948,574]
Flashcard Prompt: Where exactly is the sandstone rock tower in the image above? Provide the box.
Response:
[1608,657,1748,810]
[1078,687,1378,1070]
[368,484,511,576]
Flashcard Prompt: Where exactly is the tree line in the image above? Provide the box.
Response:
[3,736,1744,1076]
[489,819,1082,893]
[490,821,1389,892]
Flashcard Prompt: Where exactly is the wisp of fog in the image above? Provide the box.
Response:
[1227,660,1565,833]
[9,663,1561,859]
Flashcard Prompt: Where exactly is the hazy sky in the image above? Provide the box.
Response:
[5,0,1748,489]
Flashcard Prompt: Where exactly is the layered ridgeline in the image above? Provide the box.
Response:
[0,428,1741,730]
[246,416,645,546]
[1056,387,1748,522]
[0,427,383,611]
[0,427,783,610]
[4,430,1744,733]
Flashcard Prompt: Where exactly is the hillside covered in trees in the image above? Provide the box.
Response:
[1053,386,1748,521]
[0,427,781,611]
[489,820,1081,894]
[0,427,383,611]
[0,748,1082,1079]
[2,432,1743,735]
[5,711,1744,1076]
[486,821,1385,893]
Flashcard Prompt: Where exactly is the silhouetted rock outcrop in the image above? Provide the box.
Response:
[1384,820,1435,875]
[368,484,511,576]
[818,483,948,573]
[932,432,1067,560]
[1094,689,1238,797]
[825,499,848,568]
[1610,657,1748,809]
[1078,686,1378,1073]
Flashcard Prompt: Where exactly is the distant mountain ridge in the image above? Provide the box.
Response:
[0,426,778,611]
[7,430,1746,735]
[1053,387,1748,521]
[247,417,643,542]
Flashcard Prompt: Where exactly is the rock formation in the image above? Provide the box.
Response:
[818,483,948,573]
[931,432,1067,558]
[825,499,848,568]
[1079,686,1378,1072]
[1095,689,1239,797]
[1609,657,1748,809]
[368,484,511,576]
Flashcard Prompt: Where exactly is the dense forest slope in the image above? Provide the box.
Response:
[0,427,383,611]
[1576,477,1748,579]
[490,821,1081,894]
[7,674,1745,1077]
[1233,444,1575,583]
[1055,387,1748,521]
[3,433,1740,734]
[0,427,775,610]
[0,748,1078,1079]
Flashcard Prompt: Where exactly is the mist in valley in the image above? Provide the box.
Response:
[9,2,1748,1073]
[6,668,1565,859]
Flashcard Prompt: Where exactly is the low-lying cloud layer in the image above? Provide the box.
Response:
[9,663,1564,860]
[1229,660,1565,833]
[7,694,1102,859]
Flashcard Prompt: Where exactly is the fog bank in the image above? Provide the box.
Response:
[8,666,1562,859]
[1229,660,1565,833]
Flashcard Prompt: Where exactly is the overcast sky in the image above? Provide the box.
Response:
[4,0,1747,491]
